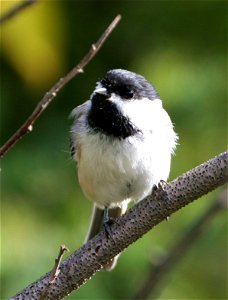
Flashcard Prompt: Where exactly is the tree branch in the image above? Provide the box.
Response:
[0,0,38,25]
[0,14,122,158]
[133,189,228,299]
[11,151,228,300]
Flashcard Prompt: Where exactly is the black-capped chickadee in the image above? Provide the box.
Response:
[70,69,178,270]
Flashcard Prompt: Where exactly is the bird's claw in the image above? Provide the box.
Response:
[103,207,117,241]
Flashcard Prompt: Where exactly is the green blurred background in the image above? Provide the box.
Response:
[1,1,227,299]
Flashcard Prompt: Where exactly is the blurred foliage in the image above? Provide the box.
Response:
[1,1,227,299]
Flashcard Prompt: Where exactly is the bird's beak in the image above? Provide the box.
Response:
[95,87,109,97]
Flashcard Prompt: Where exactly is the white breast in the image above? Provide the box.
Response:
[74,98,177,209]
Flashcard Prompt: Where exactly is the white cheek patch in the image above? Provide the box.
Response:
[117,97,163,131]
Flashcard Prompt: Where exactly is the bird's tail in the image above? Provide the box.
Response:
[85,203,127,271]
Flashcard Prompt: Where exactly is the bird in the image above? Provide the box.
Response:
[70,69,178,270]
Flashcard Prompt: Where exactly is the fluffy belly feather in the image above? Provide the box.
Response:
[77,132,171,208]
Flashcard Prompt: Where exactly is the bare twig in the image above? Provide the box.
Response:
[10,151,228,299]
[49,245,69,283]
[133,189,228,300]
[0,14,122,158]
[39,245,69,300]
[0,0,38,25]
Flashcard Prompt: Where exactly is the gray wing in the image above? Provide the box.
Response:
[69,101,90,160]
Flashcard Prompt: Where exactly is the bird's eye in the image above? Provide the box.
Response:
[122,89,134,99]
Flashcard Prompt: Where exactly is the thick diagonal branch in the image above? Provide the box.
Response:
[11,151,228,300]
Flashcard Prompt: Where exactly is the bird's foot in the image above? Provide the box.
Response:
[158,179,168,190]
[103,207,118,241]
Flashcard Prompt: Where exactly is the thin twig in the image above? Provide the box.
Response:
[0,0,38,25]
[49,245,69,283]
[39,245,69,300]
[133,189,228,300]
[10,151,228,299]
[0,14,122,158]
